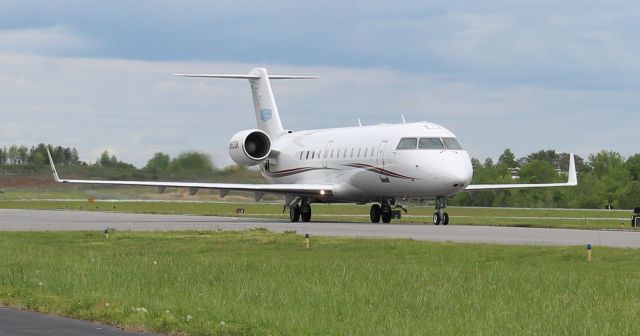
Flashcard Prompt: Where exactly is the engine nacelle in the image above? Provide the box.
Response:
[228,129,271,166]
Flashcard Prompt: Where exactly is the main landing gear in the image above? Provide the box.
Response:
[290,199,312,222]
[370,202,393,223]
[433,196,449,225]
[289,197,449,225]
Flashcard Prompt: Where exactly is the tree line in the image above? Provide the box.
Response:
[0,144,216,171]
[0,144,80,166]
[1,144,639,209]
[450,149,640,209]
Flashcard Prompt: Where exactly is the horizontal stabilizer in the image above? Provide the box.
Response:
[173,74,318,79]
[176,67,316,137]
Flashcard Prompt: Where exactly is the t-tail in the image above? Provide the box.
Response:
[174,68,317,138]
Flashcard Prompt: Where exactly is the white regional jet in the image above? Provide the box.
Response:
[47,68,577,225]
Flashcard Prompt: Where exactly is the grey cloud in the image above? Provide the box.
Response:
[2,51,639,166]
[0,26,96,55]
[1,1,639,90]
[1,2,639,167]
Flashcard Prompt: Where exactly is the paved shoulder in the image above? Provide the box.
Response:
[0,307,159,336]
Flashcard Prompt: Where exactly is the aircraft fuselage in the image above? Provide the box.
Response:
[262,121,473,203]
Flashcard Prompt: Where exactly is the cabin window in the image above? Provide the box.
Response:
[419,138,445,149]
[343,149,347,158]
[396,138,417,150]
[364,148,368,157]
[306,151,310,160]
[357,148,361,157]
[372,147,375,157]
[350,148,354,157]
[330,149,334,158]
[298,151,303,160]
[443,138,463,150]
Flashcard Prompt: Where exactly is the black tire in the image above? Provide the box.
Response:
[370,204,381,223]
[381,203,392,223]
[301,204,312,222]
[433,212,441,225]
[290,205,301,222]
[442,212,449,225]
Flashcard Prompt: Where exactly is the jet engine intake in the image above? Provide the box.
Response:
[228,129,271,166]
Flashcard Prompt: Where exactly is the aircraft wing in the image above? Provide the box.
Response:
[465,153,577,191]
[46,149,332,199]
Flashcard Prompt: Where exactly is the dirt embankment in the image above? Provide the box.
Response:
[0,171,55,188]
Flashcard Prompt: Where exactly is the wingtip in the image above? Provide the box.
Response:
[567,153,578,186]
[45,147,62,183]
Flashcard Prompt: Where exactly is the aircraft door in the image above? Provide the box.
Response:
[376,141,390,183]
[322,140,333,168]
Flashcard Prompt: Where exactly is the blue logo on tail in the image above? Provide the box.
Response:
[260,109,272,122]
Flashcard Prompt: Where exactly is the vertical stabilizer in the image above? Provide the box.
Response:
[247,68,284,137]
[174,68,317,138]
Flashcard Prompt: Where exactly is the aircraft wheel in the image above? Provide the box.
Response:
[381,203,392,223]
[290,205,301,222]
[442,212,449,225]
[301,204,312,222]
[370,204,381,223]
[433,212,441,225]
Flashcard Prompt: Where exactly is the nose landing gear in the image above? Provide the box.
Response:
[433,196,449,225]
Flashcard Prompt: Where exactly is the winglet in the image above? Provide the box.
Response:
[45,147,62,183]
[567,153,577,186]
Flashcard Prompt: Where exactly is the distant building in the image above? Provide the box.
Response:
[508,167,520,180]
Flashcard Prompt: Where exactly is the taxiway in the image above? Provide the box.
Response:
[1,209,639,248]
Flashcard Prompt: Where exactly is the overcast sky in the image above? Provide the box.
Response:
[1,1,639,167]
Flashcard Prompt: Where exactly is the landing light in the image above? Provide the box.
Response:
[320,190,326,196]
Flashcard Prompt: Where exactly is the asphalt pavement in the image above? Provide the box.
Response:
[0,307,159,336]
[1,208,639,248]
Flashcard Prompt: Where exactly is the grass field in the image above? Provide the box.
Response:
[0,198,635,230]
[0,230,638,335]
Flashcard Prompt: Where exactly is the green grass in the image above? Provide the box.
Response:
[0,230,638,335]
[0,199,635,229]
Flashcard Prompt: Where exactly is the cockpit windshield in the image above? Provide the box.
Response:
[418,138,444,149]
[396,138,418,150]
[442,138,463,150]
[396,137,464,150]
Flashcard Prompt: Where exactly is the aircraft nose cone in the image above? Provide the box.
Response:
[444,155,473,187]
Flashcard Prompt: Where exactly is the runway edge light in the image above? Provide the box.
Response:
[586,243,592,262]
